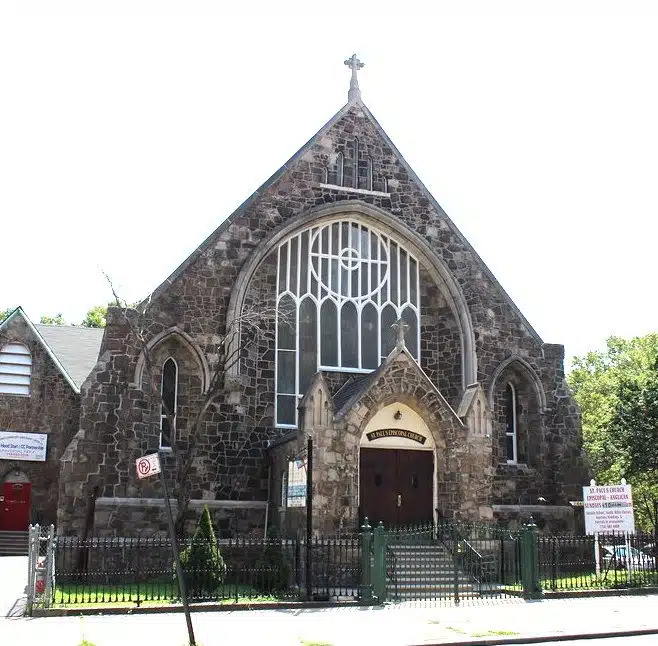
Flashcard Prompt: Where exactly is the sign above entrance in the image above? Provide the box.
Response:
[366,429,426,445]
[0,431,47,462]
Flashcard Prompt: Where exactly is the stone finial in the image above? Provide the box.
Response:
[391,318,409,349]
[344,54,364,102]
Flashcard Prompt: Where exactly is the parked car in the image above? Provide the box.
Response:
[602,544,651,570]
[641,543,656,557]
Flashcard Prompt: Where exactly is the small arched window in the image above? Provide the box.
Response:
[0,343,32,396]
[505,383,517,463]
[160,357,178,450]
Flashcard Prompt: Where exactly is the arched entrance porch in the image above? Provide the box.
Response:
[359,403,435,527]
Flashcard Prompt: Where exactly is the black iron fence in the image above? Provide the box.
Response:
[39,523,658,609]
[53,533,360,607]
[537,530,658,591]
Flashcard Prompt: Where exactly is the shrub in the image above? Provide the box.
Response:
[176,505,226,600]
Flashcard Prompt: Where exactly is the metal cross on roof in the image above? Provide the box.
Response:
[391,318,409,349]
[344,54,364,102]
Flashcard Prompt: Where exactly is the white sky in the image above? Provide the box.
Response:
[1,1,657,365]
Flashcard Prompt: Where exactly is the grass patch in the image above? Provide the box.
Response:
[537,570,658,591]
[470,630,519,637]
[54,582,286,608]
[445,626,467,634]
[300,641,334,646]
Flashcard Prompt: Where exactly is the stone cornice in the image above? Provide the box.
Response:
[96,497,267,510]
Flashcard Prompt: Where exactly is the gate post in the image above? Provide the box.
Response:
[372,522,386,603]
[26,524,39,616]
[359,518,373,604]
[43,524,55,609]
[520,517,542,599]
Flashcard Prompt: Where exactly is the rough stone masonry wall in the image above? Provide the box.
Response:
[58,101,586,534]
[0,317,80,526]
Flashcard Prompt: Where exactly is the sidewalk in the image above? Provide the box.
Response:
[0,556,27,618]
[2,594,658,646]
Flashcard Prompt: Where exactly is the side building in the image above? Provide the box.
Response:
[0,308,102,531]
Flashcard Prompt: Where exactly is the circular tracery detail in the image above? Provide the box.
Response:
[308,223,389,300]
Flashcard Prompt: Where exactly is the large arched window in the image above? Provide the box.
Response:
[160,357,178,450]
[276,219,421,426]
[504,382,517,463]
[0,343,32,396]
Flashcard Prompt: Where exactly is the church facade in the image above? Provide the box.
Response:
[56,58,587,537]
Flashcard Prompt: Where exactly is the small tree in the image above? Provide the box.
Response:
[104,273,275,533]
[80,305,108,328]
[178,505,226,600]
[40,313,67,325]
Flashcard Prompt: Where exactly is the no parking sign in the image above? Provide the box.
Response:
[136,453,162,479]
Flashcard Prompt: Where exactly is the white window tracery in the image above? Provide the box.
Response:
[275,219,421,427]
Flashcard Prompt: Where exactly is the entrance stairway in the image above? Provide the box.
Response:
[386,542,478,600]
[0,531,29,556]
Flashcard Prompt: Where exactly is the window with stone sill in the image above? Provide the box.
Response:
[0,343,32,396]
[159,357,177,450]
[275,219,421,427]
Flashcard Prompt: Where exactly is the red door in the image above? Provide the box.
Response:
[0,482,32,531]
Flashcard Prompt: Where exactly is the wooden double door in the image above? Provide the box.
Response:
[359,448,433,528]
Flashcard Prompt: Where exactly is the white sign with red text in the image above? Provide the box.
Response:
[136,453,162,479]
[583,484,635,534]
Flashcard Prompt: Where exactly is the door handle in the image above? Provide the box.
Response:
[397,494,402,507]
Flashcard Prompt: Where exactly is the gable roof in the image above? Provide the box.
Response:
[332,343,464,428]
[34,324,104,390]
[0,307,103,392]
[145,93,542,344]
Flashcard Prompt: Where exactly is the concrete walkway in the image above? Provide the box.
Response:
[1,594,658,646]
[0,556,27,618]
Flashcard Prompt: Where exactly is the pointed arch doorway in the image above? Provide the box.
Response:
[358,403,435,528]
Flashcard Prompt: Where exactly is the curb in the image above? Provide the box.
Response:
[412,627,658,646]
[32,599,361,617]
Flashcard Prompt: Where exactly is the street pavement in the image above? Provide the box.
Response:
[1,593,658,646]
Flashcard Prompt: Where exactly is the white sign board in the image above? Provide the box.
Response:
[583,484,635,534]
[0,430,47,461]
[136,453,162,479]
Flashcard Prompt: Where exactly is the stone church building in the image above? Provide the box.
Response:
[49,57,586,536]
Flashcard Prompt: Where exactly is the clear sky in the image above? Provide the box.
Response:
[1,1,657,365]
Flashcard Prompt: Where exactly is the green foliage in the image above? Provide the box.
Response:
[40,313,68,325]
[177,505,226,599]
[0,307,16,323]
[80,305,107,328]
[568,333,658,530]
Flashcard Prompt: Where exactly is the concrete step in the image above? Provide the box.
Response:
[386,540,483,599]
[0,531,29,556]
